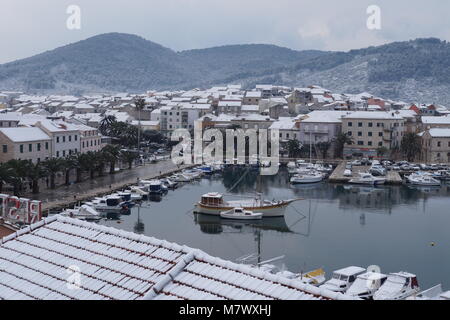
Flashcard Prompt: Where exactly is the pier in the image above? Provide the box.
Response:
[33,160,195,213]
[328,162,403,185]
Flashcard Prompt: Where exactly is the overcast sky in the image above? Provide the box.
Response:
[1,0,449,63]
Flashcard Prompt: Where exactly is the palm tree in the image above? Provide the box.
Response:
[0,162,14,193]
[94,151,107,176]
[75,153,93,181]
[401,132,422,162]
[42,158,64,189]
[62,155,78,186]
[25,161,47,194]
[334,133,354,159]
[102,145,122,174]
[121,150,139,169]
[134,97,146,151]
[7,159,29,196]
[99,115,117,135]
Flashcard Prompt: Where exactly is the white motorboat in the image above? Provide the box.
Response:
[349,172,386,185]
[171,173,194,183]
[373,272,420,300]
[88,196,129,213]
[144,180,166,195]
[319,266,366,293]
[60,205,101,221]
[287,162,297,174]
[161,178,178,189]
[406,173,441,186]
[346,272,388,299]
[290,171,324,184]
[219,207,263,220]
[128,186,148,200]
[195,192,299,217]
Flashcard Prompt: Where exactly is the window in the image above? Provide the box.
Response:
[368,141,373,146]
[37,143,41,151]
[45,142,49,150]
[20,145,24,153]
[63,151,66,157]
[2,145,7,153]
[56,151,59,157]
[378,142,383,147]
[368,132,373,137]
[57,137,60,143]
[69,136,72,142]
[438,141,441,147]
[348,122,353,127]
[63,136,66,143]
[358,141,364,146]
[75,135,78,141]
[358,132,362,137]
[82,142,85,148]
[358,123,363,127]
[368,123,373,127]
[29,144,32,152]
[379,132,383,137]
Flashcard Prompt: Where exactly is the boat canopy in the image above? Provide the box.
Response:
[201,193,224,206]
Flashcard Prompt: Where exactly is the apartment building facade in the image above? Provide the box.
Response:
[0,127,52,163]
[342,112,406,159]
[36,120,81,158]
[420,129,450,163]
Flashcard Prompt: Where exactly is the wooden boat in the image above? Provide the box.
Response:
[194,192,300,217]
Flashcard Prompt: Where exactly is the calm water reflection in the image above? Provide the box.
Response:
[100,168,450,289]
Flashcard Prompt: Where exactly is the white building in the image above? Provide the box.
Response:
[36,120,81,158]
[0,127,52,163]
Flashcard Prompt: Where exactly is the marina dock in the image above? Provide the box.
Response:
[328,162,403,185]
[38,160,195,213]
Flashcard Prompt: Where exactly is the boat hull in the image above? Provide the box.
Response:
[290,177,323,184]
[195,201,293,217]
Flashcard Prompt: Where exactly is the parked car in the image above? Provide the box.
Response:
[344,169,353,177]
[351,160,362,166]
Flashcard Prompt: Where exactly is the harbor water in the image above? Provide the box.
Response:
[100,167,450,290]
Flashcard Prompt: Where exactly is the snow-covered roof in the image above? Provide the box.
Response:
[423,128,450,138]
[300,111,352,123]
[245,91,262,98]
[0,127,51,142]
[38,120,80,133]
[0,216,355,300]
[422,116,450,125]
[269,118,297,130]
[342,111,404,120]
[0,112,22,122]
[333,266,366,277]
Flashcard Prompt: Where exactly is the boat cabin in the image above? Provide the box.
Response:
[373,272,420,300]
[106,196,122,207]
[200,193,224,206]
[320,266,366,292]
[346,272,387,299]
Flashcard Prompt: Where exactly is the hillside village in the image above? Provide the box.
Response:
[0,84,449,165]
